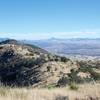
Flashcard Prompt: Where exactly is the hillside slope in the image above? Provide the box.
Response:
[0,39,100,87]
[0,39,74,87]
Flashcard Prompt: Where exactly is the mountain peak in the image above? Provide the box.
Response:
[0,39,18,45]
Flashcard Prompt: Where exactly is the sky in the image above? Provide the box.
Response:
[0,0,100,40]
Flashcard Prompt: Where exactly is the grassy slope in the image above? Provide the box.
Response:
[0,83,100,100]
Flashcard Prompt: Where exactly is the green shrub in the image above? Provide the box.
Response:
[60,57,69,63]
[79,67,93,73]
[90,71,100,81]
[47,66,51,72]
[67,69,87,84]
[47,85,55,90]
[57,76,70,87]
[69,82,78,91]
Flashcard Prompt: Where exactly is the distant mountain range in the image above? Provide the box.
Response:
[0,38,8,42]
[1,38,100,56]
[20,38,100,56]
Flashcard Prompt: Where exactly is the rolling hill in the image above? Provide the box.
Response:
[0,39,100,88]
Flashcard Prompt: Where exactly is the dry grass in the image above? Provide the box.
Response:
[0,83,100,100]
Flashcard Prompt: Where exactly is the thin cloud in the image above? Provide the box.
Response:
[0,30,100,40]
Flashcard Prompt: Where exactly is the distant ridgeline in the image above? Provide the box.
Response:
[20,38,100,56]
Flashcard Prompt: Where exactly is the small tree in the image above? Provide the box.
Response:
[60,57,69,63]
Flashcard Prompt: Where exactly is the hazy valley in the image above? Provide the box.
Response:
[21,38,100,56]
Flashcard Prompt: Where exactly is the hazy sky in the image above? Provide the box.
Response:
[0,0,100,40]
